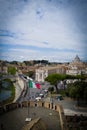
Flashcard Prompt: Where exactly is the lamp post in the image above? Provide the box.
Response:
[25,80,31,122]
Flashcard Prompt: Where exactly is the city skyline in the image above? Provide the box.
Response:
[0,0,87,62]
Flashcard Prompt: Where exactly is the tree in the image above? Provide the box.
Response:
[25,71,35,78]
[48,87,54,94]
[0,81,2,92]
[45,74,66,93]
[84,87,87,104]
[66,81,87,106]
[45,73,87,94]
[8,66,16,75]
[75,75,87,81]
[65,74,87,81]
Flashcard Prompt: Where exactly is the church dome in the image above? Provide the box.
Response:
[69,55,85,69]
[73,55,81,62]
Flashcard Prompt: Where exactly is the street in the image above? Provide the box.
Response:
[16,80,50,102]
[15,76,87,116]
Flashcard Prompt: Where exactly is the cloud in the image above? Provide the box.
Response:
[0,44,82,62]
[0,0,87,62]
[8,48,39,53]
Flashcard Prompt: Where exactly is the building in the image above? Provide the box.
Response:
[35,65,67,82]
[0,66,8,73]
[35,55,87,82]
[66,55,87,75]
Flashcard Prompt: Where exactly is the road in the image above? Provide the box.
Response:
[17,74,52,103]
[14,75,87,116]
[16,80,50,103]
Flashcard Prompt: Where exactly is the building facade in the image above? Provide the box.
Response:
[66,55,87,75]
[35,65,67,82]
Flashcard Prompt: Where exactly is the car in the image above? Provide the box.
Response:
[35,97,41,101]
[56,95,63,101]
[44,89,48,93]
[39,93,44,98]
[39,82,45,85]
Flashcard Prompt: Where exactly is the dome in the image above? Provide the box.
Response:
[73,55,81,62]
[69,55,85,69]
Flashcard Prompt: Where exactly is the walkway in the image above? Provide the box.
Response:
[45,97,87,116]
[55,97,87,116]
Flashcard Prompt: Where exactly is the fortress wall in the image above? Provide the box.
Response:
[0,101,67,130]
[56,104,67,130]
[17,76,25,90]
[21,101,29,107]
[15,76,26,102]
[44,102,50,109]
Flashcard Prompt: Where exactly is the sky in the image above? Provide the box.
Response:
[0,0,87,62]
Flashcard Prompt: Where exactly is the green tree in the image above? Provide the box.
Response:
[48,87,54,94]
[66,74,86,80]
[24,71,35,79]
[66,81,87,106]
[75,75,87,81]
[84,87,87,104]
[45,73,87,94]
[45,74,66,93]
[8,66,16,75]
[0,81,2,92]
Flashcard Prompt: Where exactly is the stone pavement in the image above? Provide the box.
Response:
[0,107,61,130]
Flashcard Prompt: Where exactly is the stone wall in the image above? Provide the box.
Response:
[17,76,25,90]
[15,76,26,102]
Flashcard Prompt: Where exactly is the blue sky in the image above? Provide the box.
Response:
[0,0,87,62]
